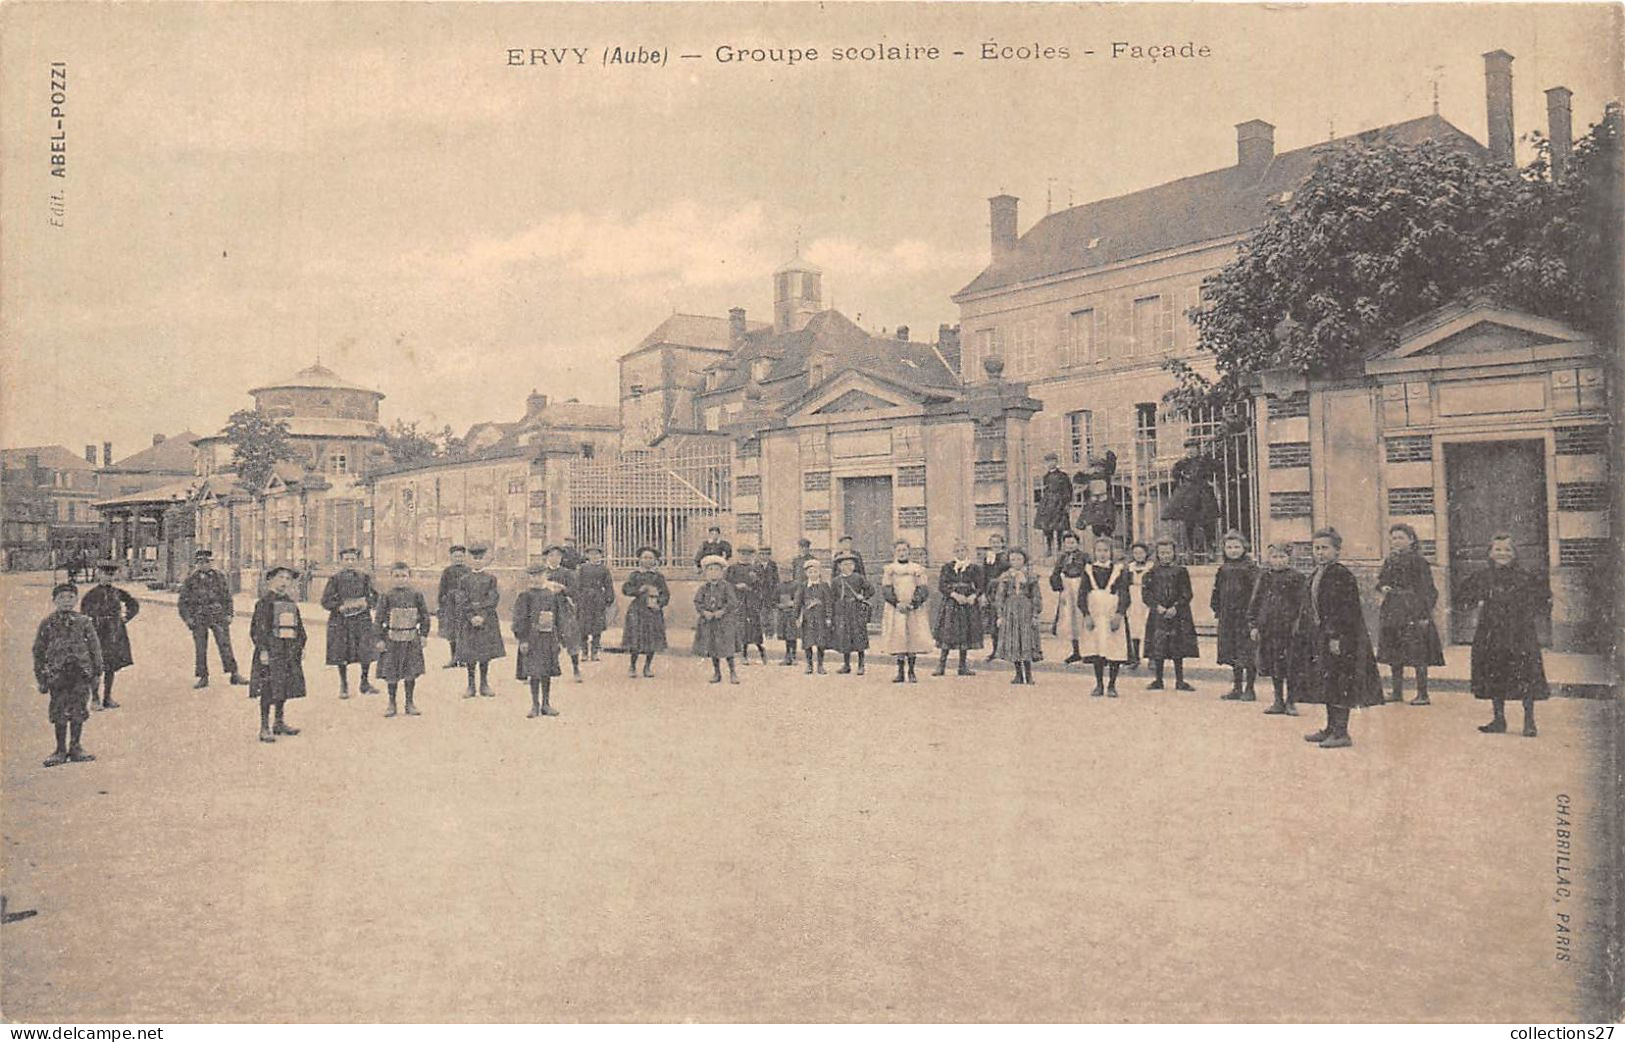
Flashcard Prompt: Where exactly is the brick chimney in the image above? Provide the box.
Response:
[895,325,910,342]
[1546,86,1573,180]
[102,441,112,467]
[728,306,747,346]
[1484,50,1515,165]
[84,445,96,464]
[526,389,548,416]
[1236,120,1275,170]
[152,433,167,446]
[989,195,1019,265]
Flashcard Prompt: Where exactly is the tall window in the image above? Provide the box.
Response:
[703,406,722,431]
[1066,308,1096,367]
[1132,294,1175,356]
[1011,321,1037,376]
[1134,403,1158,458]
[1067,410,1094,465]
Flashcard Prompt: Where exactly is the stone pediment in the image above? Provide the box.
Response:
[815,388,903,414]
[1368,303,1597,375]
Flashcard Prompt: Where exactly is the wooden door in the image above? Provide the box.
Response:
[1445,440,1549,643]
[841,476,894,570]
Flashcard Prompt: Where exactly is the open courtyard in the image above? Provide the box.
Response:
[1,573,1615,1022]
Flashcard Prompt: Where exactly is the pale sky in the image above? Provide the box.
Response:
[2,2,1618,458]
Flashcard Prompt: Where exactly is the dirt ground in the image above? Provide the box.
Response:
[1,574,1615,1022]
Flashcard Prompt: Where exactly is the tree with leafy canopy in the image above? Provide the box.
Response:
[380,419,467,465]
[223,409,295,493]
[1165,112,1621,426]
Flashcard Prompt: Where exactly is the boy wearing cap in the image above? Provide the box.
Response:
[794,558,835,674]
[834,535,867,576]
[726,547,767,664]
[694,555,742,683]
[436,545,470,668]
[621,546,670,678]
[788,539,815,587]
[574,546,615,661]
[250,566,306,743]
[80,561,139,710]
[560,536,585,572]
[513,563,564,717]
[541,544,585,683]
[456,544,506,697]
[774,569,802,666]
[322,547,379,698]
[33,582,103,767]
[693,525,733,573]
[374,561,430,717]
[178,548,246,688]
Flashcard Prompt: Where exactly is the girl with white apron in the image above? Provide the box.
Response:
[1123,543,1152,668]
[881,542,934,682]
[1078,539,1131,697]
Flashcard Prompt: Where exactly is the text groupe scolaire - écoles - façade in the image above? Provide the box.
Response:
[505,41,1214,67]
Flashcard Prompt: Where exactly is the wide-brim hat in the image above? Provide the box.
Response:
[634,545,662,561]
[542,544,563,556]
[390,560,411,572]
[265,565,300,580]
[833,551,859,565]
[802,558,823,572]
[700,555,728,571]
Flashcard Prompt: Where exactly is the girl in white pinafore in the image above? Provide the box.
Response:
[1077,537,1132,697]
[1123,541,1152,668]
[880,540,934,683]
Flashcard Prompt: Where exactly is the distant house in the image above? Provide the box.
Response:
[618,312,770,449]
[1,445,100,570]
[464,390,620,458]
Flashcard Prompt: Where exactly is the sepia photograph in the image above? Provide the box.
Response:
[0,1,1620,1026]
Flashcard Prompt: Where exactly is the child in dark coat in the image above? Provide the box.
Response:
[456,544,507,697]
[321,547,379,698]
[933,540,985,677]
[830,552,874,675]
[1212,530,1260,701]
[795,558,835,674]
[33,583,103,767]
[1141,538,1198,690]
[250,566,307,743]
[80,561,138,710]
[373,561,430,717]
[620,546,670,679]
[1248,544,1308,716]
[513,563,564,717]
[1289,528,1384,749]
[1376,522,1446,705]
[693,555,742,684]
[727,547,767,664]
[774,576,802,666]
[1461,534,1550,737]
[573,547,615,661]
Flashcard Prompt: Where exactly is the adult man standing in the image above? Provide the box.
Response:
[436,544,470,668]
[1035,452,1074,557]
[178,549,246,688]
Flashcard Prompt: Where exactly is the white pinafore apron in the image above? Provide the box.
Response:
[1125,562,1151,640]
[1059,573,1085,640]
[1080,564,1130,662]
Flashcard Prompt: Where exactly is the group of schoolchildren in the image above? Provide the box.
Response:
[30,514,1554,763]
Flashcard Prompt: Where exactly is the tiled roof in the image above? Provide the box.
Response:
[701,310,959,402]
[248,362,384,398]
[108,432,198,474]
[956,115,1486,298]
[94,477,200,509]
[1,445,95,471]
[622,313,771,359]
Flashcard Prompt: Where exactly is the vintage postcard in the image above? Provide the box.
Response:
[0,1,1619,1026]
